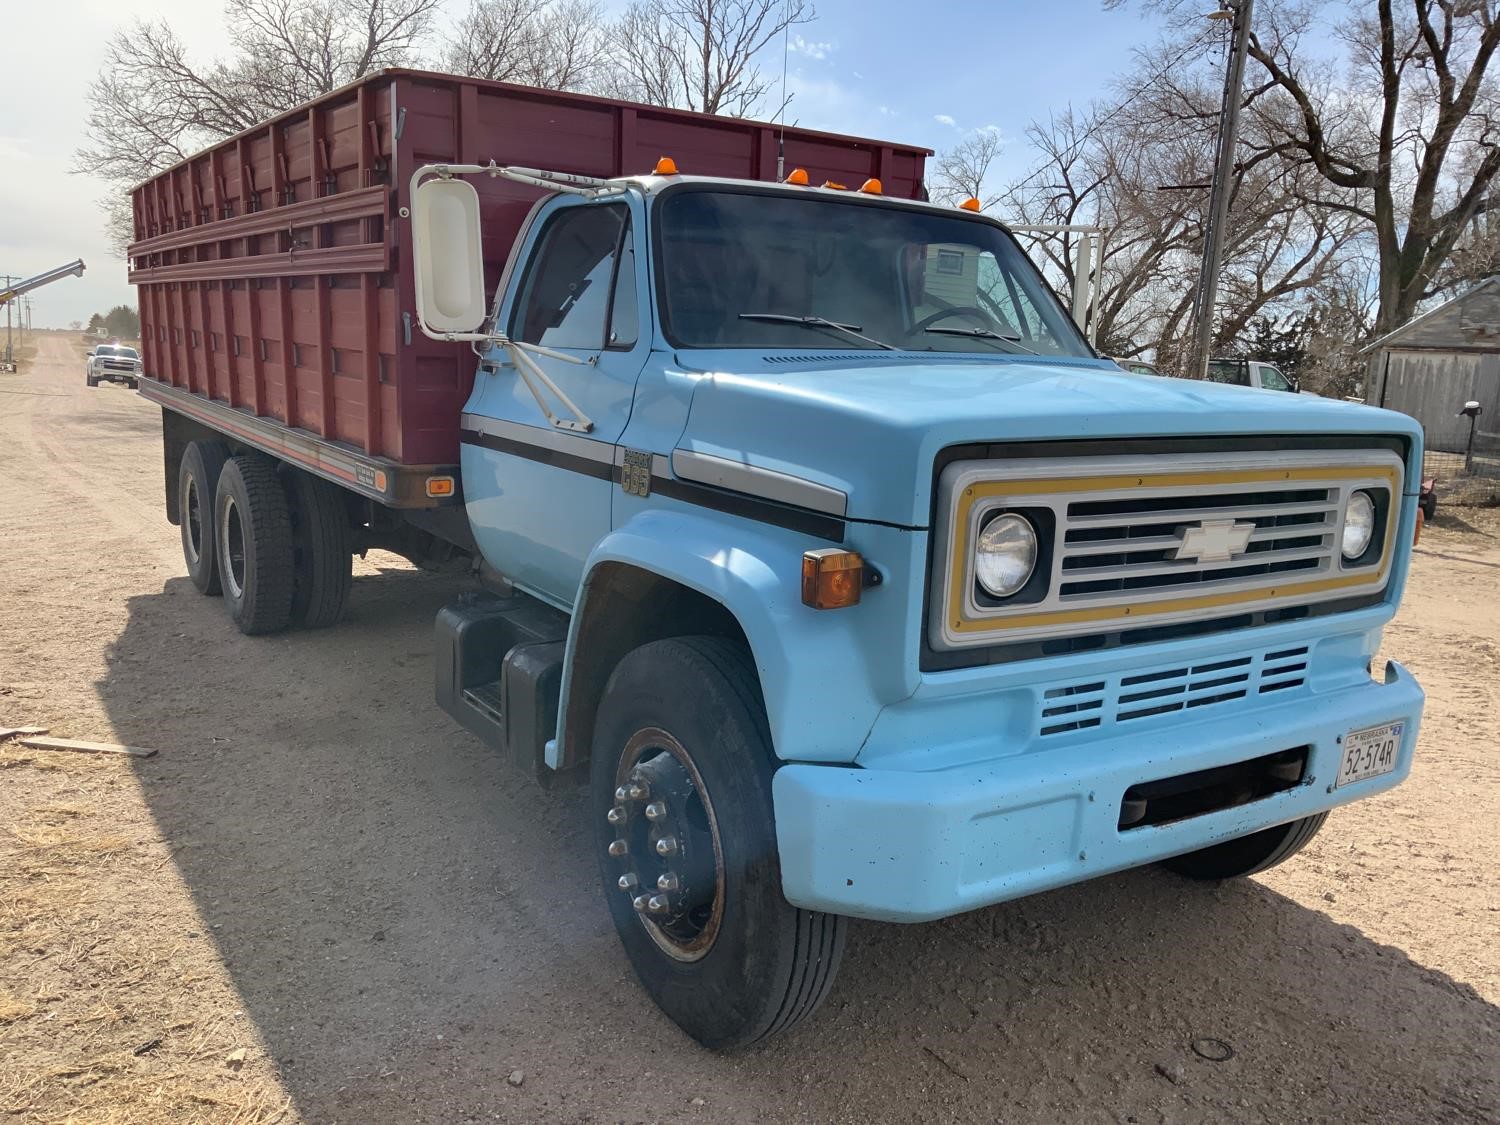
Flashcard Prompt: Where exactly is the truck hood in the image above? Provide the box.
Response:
[674,354,1421,528]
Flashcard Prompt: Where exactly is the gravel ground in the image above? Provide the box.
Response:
[2,331,1497,1124]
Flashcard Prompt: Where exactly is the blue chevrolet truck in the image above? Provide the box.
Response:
[131,74,1423,1049]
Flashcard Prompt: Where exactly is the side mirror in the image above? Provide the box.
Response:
[411,176,487,335]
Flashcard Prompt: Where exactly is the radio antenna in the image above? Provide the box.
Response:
[776,0,790,180]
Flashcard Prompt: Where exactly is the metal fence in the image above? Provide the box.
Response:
[1423,429,1500,507]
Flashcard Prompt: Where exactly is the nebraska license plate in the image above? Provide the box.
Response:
[1335,721,1404,788]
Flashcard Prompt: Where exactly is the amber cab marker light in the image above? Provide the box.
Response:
[654,156,679,175]
[784,167,811,185]
[426,475,455,499]
[801,548,864,610]
[959,197,982,212]
[859,178,883,195]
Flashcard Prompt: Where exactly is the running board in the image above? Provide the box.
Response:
[435,591,568,778]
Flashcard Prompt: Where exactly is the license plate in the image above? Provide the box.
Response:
[1336,721,1404,788]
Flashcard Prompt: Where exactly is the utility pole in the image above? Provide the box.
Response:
[1186,0,1255,380]
[3,276,13,367]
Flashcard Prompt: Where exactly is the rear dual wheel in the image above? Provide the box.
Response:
[592,636,846,1049]
[178,441,353,635]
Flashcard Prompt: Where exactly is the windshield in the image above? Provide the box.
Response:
[655,188,1091,357]
[96,346,138,359]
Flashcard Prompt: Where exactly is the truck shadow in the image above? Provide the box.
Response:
[100,570,1499,1124]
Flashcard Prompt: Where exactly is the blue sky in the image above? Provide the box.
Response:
[0,0,1167,327]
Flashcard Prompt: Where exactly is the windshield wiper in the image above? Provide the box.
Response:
[921,325,1040,356]
[738,312,896,351]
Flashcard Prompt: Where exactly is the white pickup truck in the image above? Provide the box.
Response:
[1207,357,1300,393]
[86,344,143,388]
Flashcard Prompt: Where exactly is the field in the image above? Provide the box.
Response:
[2,331,1497,1123]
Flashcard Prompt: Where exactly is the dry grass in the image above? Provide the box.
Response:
[0,767,296,1124]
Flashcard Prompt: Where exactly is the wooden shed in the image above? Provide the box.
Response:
[1364,276,1500,453]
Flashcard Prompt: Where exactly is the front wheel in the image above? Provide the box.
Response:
[1161,812,1328,880]
[591,636,846,1049]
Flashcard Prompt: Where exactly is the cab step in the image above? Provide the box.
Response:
[436,590,569,779]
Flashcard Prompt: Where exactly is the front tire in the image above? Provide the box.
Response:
[591,636,846,1049]
[1161,812,1328,880]
[214,455,295,635]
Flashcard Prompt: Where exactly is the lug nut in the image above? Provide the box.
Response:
[647,895,670,914]
[632,895,649,913]
[614,786,630,801]
[654,835,679,857]
[618,872,639,891]
[606,805,626,825]
[625,782,648,800]
[644,800,667,821]
[656,872,679,892]
[608,839,629,857]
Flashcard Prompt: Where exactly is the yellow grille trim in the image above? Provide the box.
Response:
[947,465,1401,636]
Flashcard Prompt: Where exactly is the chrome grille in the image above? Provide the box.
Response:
[1057,486,1338,601]
[930,448,1404,650]
[1038,644,1310,737]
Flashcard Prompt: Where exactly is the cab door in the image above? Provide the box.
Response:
[461,195,649,608]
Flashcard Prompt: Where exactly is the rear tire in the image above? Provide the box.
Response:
[592,636,846,1049]
[179,440,230,595]
[1161,812,1328,880]
[284,469,353,629]
[215,455,295,635]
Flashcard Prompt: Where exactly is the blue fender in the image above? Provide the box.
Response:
[551,507,911,767]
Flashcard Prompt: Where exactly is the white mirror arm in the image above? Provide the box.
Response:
[408,161,625,201]
[505,341,595,434]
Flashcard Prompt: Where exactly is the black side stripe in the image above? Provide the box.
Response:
[461,426,613,481]
[461,427,847,543]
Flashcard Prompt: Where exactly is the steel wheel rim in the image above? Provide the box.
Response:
[608,727,726,963]
[219,495,246,600]
[184,477,203,565]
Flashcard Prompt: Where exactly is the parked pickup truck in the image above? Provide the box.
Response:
[128,69,1425,1049]
[1208,356,1300,393]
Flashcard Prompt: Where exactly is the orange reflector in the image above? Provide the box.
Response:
[373,470,389,492]
[1413,506,1423,545]
[801,548,864,610]
[959,197,982,212]
[654,156,679,175]
[821,180,848,191]
[784,167,810,185]
[426,475,455,498]
[859,178,883,195]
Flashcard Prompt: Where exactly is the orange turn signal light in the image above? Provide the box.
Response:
[801,548,864,610]
[654,156,679,175]
[959,197,982,212]
[426,475,455,498]
[859,178,882,195]
[821,180,848,191]
[785,167,810,185]
[1413,506,1424,545]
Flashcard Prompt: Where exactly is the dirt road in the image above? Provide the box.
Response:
[2,331,1497,1124]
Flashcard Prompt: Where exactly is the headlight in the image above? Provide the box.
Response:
[1342,490,1375,559]
[975,513,1038,597]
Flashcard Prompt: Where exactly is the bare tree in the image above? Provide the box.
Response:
[1110,0,1500,334]
[606,0,813,116]
[76,0,441,252]
[930,128,1005,208]
[444,0,606,90]
[1001,65,1363,368]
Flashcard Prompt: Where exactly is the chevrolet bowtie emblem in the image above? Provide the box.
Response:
[1174,518,1255,563]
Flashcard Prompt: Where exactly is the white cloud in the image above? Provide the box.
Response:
[789,35,834,60]
[877,105,895,117]
[934,114,958,128]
